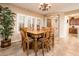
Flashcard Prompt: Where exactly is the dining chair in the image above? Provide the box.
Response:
[20,30,27,51]
[44,29,51,52]
[20,28,33,56]
[38,27,50,55]
[42,27,51,51]
[50,28,54,47]
[34,27,46,56]
[38,33,45,56]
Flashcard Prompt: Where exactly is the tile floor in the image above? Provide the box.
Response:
[0,34,79,56]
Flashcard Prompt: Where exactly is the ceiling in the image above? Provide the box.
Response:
[12,3,79,15]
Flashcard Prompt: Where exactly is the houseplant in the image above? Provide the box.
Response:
[0,6,15,48]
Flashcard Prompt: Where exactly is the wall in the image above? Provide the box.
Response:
[59,14,69,39]
[65,9,79,15]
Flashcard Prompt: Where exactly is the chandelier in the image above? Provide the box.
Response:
[39,3,52,11]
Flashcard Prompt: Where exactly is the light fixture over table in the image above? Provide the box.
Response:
[39,3,52,11]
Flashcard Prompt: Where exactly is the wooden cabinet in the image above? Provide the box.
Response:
[69,17,79,25]
[69,27,77,34]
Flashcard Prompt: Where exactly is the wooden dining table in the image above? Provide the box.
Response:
[27,29,45,56]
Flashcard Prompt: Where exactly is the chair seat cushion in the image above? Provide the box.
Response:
[28,37,34,42]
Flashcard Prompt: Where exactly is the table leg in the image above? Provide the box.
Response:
[52,34,54,47]
[27,40,29,56]
[34,36,38,56]
[42,39,44,56]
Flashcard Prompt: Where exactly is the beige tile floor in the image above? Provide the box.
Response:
[0,40,54,56]
[54,34,79,56]
[0,34,79,56]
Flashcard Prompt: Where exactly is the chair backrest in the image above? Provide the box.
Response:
[42,27,46,38]
[20,30,26,41]
[46,28,50,39]
[20,27,29,42]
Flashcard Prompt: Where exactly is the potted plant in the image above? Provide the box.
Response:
[0,6,15,48]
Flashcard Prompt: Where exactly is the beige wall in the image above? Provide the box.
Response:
[64,9,79,16]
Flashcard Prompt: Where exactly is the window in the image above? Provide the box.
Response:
[16,13,45,32]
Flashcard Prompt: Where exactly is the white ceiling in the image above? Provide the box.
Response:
[12,3,79,15]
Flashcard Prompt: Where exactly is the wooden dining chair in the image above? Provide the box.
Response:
[50,28,54,47]
[20,28,33,56]
[44,28,51,52]
[35,27,46,56]
[38,33,45,56]
[20,29,29,55]
[20,30,25,49]
[38,27,50,55]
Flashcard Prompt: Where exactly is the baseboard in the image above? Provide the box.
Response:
[11,40,21,43]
